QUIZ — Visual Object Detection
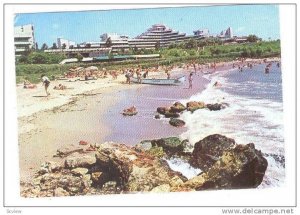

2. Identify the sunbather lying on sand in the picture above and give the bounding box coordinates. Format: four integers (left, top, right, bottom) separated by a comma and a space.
23, 79, 37, 89
53, 84, 67, 90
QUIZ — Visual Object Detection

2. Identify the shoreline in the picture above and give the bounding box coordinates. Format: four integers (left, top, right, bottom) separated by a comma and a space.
17, 57, 280, 183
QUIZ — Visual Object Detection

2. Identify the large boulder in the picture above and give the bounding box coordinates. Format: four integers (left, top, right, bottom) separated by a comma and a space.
170, 102, 186, 113
157, 107, 169, 114
206, 103, 227, 111
177, 143, 268, 191
163, 111, 180, 118
169, 118, 185, 127
186, 101, 205, 112
190, 134, 236, 171
151, 137, 187, 155
94, 143, 187, 192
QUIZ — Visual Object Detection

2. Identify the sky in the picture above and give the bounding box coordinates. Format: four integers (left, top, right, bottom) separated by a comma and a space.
14, 5, 280, 47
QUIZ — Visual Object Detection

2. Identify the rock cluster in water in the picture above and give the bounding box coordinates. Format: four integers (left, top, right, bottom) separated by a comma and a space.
156, 101, 228, 127
20, 134, 268, 198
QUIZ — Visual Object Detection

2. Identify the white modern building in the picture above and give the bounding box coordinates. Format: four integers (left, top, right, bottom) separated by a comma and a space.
193, 28, 210, 38
128, 24, 188, 49
100, 33, 130, 51
218, 27, 233, 40
14, 24, 35, 56
57, 38, 76, 49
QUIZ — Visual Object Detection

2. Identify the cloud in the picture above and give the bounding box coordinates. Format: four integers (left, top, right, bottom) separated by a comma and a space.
236, 26, 246, 32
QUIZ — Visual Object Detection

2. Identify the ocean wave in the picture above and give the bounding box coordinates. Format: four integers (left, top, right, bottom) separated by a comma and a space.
179, 67, 285, 188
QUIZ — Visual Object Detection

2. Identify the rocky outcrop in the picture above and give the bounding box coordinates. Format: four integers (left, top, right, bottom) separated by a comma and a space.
169, 118, 185, 127
186, 101, 205, 112
190, 134, 236, 171
176, 143, 268, 191
150, 137, 188, 156
170, 102, 186, 113
21, 142, 187, 197
20, 135, 268, 197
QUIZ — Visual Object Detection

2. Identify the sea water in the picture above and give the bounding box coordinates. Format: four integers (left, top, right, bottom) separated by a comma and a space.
178, 63, 284, 188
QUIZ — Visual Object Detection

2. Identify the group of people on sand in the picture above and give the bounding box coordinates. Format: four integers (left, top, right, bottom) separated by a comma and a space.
124, 65, 151, 84
64, 66, 123, 80
23, 74, 53, 96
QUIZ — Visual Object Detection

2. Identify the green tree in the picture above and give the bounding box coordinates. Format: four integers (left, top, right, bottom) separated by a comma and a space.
256, 48, 263, 57
41, 43, 48, 50
108, 52, 114, 60
76, 53, 83, 61
51, 43, 58, 49
185, 39, 197, 49
247, 35, 260, 43
155, 41, 161, 50
62, 43, 66, 49
168, 42, 177, 49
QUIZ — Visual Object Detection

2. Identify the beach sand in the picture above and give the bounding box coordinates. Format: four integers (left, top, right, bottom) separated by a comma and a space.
17, 57, 280, 183
18, 75, 139, 182
18, 69, 208, 182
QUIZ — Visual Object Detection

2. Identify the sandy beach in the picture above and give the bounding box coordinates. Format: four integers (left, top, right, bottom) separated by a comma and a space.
18, 73, 143, 181
17, 57, 280, 183
17, 68, 204, 182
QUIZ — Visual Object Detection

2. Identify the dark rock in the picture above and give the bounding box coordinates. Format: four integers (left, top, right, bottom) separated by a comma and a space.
164, 111, 180, 118
206, 103, 227, 111
186, 101, 205, 112
190, 134, 236, 171
157, 107, 168, 114
154, 114, 161, 119
151, 137, 187, 155
169, 118, 185, 127
170, 102, 186, 113
91, 172, 110, 187
180, 143, 268, 190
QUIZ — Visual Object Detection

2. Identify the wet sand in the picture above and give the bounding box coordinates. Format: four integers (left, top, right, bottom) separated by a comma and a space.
102, 71, 209, 145
18, 69, 208, 182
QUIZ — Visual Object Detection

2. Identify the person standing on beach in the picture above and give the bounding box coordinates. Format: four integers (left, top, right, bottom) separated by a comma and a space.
41, 74, 50, 96
125, 70, 131, 84
188, 72, 193, 89
192, 61, 197, 74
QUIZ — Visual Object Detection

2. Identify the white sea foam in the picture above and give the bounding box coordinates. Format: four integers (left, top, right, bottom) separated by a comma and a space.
165, 157, 202, 179
178, 68, 285, 187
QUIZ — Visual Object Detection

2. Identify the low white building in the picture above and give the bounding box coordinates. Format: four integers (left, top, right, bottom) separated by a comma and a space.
100, 33, 130, 51
57, 38, 76, 49
193, 28, 210, 38
14, 24, 35, 56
